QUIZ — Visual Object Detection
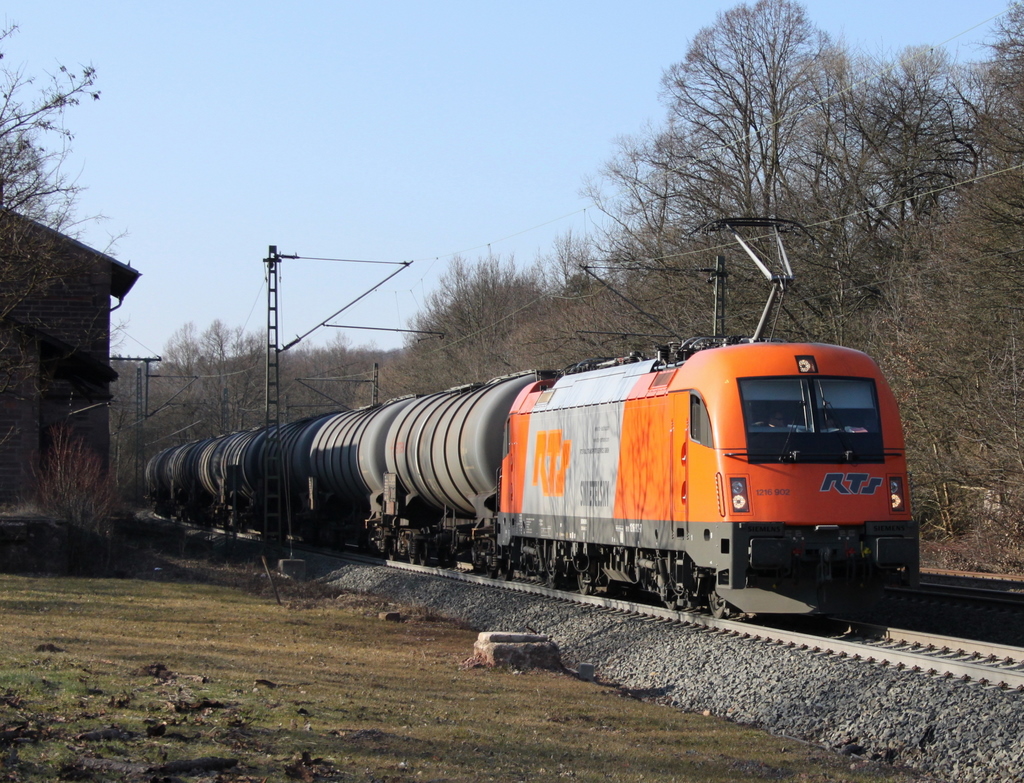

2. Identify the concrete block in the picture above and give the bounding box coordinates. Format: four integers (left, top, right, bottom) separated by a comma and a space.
277, 558, 306, 580
473, 631, 561, 670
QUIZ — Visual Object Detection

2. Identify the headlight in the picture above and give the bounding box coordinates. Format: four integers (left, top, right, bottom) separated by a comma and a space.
889, 476, 906, 513
730, 476, 750, 513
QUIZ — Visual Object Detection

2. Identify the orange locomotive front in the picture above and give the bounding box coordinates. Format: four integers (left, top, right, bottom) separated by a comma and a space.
497, 342, 917, 616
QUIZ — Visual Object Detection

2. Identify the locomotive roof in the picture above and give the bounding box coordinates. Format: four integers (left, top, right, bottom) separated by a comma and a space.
533, 359, 661, 410
528, 341, 883, 414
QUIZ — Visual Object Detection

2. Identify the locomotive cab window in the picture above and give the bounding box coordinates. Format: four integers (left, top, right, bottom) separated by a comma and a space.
739, 377, 883, 463
690, 393, 714, 447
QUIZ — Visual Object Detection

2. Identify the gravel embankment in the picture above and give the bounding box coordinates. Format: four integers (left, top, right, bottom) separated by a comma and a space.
319, 562, 1024, 783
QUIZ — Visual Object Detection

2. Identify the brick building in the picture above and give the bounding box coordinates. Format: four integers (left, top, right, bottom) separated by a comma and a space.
0, 211, 140, 505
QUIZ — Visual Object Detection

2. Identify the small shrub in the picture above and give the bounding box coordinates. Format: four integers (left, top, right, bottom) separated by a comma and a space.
34, 423, 121, 573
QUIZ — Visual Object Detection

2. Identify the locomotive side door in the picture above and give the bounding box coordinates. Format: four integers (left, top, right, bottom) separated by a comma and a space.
671, 390, 689, 524
682, 391, 720, 524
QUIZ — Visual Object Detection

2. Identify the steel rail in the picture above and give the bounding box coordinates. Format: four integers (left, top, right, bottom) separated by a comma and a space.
921, 566, 1024, 585
889, 582, 1024, 609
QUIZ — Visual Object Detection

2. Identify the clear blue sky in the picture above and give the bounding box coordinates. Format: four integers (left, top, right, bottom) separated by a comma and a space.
1, 1, 1012, 356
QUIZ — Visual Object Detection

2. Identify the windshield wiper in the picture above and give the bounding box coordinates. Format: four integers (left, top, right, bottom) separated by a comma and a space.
822, 400, 857, 462
774, 403, 806, 462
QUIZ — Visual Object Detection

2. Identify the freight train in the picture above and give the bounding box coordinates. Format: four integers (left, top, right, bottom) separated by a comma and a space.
147, 337, 918, 617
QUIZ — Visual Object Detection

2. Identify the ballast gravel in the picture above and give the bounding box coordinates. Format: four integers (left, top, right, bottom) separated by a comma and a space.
320, 562, 1024, 783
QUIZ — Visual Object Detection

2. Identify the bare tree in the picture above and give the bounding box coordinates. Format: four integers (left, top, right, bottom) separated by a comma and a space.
659, 0, 831, 219
0, 23, 103, 396
586, 1, 844, 342
883, 4, 1024, 545
0, 24, 100, 226
389, 254, 552, 391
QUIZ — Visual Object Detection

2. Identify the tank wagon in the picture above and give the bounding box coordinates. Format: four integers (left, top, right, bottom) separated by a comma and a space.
147, 339, 916, 616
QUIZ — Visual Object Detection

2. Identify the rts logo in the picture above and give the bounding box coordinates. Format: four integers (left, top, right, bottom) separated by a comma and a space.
533, 430, 571, 497
820, 473, 883, 495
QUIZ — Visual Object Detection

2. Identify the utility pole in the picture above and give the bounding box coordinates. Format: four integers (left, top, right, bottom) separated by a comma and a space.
262, 247, 411, 544
698, 256, 728, 337
711, 255, 727, 337
264, 246, 296, 545
136, 365, 143, 499
112, 355, 161, 502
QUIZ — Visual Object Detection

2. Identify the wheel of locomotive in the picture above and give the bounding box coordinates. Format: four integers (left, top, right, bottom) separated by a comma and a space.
708, 590, 734, 620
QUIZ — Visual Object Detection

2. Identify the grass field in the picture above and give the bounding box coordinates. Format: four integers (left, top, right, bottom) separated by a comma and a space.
0, 561, 920, 782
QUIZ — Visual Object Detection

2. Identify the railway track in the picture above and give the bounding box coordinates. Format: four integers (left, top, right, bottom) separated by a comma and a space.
170, 518, 1024, 690
891, 580, 1024, 609
922, 566, 1024, 587
877, 567, 1024, 611
367, 555, 1024, 691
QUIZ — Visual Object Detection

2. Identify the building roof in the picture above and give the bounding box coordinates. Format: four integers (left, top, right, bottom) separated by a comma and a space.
0, 209, 141, 301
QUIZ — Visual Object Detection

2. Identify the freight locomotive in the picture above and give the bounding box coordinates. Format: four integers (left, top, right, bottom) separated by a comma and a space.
147, 337, 918, 617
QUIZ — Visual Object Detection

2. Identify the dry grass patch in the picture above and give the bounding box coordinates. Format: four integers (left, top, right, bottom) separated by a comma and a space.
0, 573, 918, 782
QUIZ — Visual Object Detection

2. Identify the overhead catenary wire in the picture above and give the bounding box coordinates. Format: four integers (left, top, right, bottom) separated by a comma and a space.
634, 156, 1024, 272
279, 260, 413, 352
342, 160, 1024, 371
580, 265, 680, 340
290, 256, 408, 265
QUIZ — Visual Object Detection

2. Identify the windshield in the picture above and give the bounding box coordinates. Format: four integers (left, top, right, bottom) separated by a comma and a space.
739, 376, 883, 463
